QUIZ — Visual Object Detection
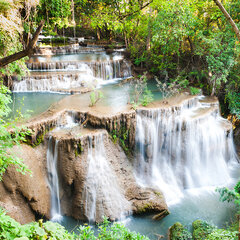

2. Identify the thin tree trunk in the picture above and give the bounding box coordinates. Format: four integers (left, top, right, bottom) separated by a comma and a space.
213, 0, 240, 41
0, 20, 45, 68
146, 8, 152, 51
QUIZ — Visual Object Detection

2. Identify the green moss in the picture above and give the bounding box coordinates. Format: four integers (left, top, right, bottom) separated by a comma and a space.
109, 122, 131, 155
75, 142, 84, 157
192, 220, 215, 240
138, 203, 154, 213
31, 127, 54, 147
169, 222, 192, 240
154, 191, 162, 197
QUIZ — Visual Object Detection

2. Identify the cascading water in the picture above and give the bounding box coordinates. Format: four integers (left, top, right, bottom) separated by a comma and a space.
13, 49, 132, 92
47, 136, 62, 221
135, 96, 238, 204
82, 132, 130, 222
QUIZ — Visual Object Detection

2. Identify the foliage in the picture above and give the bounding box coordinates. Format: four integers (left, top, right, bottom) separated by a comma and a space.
37, 0, 72, 33
169, 222, 192, 240
131, 73, 153, 109
192, 220, 215, 240
216, 181, 240, 208
89, 90, 104, 107
189, 87, 201, 95
0, 210, 149, 240
0, 83, 31, 180
155, 75, 189, 99
206, 229, 238, 240
141, 88, 154, 107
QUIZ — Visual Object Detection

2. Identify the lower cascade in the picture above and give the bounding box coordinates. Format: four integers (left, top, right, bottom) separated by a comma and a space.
46, 136, 62, 221
82, 132, 131, 222
135, 96, 238, 203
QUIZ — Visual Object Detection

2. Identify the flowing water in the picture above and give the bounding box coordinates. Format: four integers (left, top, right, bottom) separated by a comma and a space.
82, 132, 131, 223
46, 137, 62, 222
10, 42, 240, 239
13, 49, 132, 92
134, 96, 238, 204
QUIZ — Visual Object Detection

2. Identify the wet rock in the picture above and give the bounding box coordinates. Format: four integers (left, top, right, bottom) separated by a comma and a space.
0, 144, 50, 223
50, 129, 168, 222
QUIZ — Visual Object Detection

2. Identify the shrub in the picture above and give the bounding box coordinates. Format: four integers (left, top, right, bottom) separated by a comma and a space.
206, 229, 238, 240
192, 220, 215, 240
189, 87, 201, 95
0, 209, 149, 240
169, 222, 192, 240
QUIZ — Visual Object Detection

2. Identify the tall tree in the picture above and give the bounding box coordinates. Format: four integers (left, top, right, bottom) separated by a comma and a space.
213, 0, 240, 41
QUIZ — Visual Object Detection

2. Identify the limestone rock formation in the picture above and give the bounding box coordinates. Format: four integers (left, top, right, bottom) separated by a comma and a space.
0, 144, 50, 224
51, 128, 168, 222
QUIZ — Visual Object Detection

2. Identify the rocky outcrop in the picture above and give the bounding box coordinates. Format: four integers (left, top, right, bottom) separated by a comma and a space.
0, 144, 50, 224
233, 119, 240, 157
4, 93, 209, 223
50, 128, 168, 222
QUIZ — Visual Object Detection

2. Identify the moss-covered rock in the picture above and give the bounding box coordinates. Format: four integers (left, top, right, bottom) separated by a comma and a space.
168, 222, 192, 240
192, 220, 215, 240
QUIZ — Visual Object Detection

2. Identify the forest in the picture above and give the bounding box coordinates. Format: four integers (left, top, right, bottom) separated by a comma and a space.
0, 0, 240, 239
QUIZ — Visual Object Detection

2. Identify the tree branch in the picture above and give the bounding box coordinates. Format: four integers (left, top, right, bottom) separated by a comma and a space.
119, 1, 153, 20
213, 0, 240, 41
0, 20, 45, 68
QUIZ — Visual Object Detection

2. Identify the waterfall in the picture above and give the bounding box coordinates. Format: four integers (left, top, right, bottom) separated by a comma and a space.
47, 137, 62, 221
13, 59, 132, 92
82, 132, 130, 222
135, 96, 238, 204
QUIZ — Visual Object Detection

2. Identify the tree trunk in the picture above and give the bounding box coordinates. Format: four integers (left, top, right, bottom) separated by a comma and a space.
0, 20, 45, 68
146, 8, 152, 51
213, 0, 240, 41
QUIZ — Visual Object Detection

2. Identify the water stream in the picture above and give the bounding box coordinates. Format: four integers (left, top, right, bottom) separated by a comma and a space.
10, 42, 240, 239
46, 136, 62, 222
82, 133, 130, 223
135, 96, 238, 204
13, 50, 132, 92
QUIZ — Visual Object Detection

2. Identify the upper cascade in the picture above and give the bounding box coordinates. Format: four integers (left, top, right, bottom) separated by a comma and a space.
135, 96, 238, 204
12, 45, 132, 93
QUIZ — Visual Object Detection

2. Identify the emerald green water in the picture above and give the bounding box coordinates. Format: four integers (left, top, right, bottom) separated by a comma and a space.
8, 92, 68, 120
8, 79, 239, 240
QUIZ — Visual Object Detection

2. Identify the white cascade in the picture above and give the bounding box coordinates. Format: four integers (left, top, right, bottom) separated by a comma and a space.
47, 137, 62, 222
135, 96, 238, 204
82, 132, 130, 222
13, 59, 132, 92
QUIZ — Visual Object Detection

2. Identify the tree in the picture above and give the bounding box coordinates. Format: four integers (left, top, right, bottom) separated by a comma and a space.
0, 20, 44, 68
213, 0, 240, 42
0, 0, 42, 75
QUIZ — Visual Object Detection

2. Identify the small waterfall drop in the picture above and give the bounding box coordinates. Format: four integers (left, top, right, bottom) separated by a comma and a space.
135, 96, 238, 204
13, 53, 132, 92
47, 136, 62, 221
82, 132, 130, 222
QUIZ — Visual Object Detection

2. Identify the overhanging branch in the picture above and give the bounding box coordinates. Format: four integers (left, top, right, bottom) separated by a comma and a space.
0, 20, 45, 68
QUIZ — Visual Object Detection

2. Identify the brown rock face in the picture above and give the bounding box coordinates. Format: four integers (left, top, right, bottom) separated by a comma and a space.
0, 144, 50, 224
50, 128, 168, 222
2, 95, 186, 223
234, 125, 240, 157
